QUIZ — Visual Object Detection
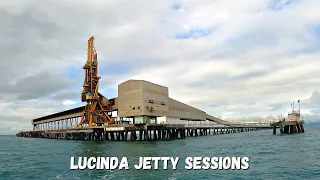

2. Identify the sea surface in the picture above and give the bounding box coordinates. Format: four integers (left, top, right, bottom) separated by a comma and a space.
1, 125, 320, 180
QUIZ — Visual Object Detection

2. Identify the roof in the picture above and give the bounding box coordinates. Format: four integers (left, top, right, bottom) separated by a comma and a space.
119, 79, 168, 88
32, 106, 85, 122
32, 97, 117, 123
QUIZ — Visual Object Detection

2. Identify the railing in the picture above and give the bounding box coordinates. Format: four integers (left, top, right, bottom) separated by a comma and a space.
184, 124, 227, 128
158, 120, 272, 128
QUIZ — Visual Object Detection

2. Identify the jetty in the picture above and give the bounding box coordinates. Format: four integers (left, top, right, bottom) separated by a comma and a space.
16, 36, 301, 141
271, 106, 305, 135
16, 123, 272, 141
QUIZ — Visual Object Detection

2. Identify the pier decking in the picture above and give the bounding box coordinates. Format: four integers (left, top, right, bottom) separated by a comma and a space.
271, 120, 305, 135
16, 123, 272, 141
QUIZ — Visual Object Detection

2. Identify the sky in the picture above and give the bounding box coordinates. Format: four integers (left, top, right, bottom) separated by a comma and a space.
0, 0, 320, 135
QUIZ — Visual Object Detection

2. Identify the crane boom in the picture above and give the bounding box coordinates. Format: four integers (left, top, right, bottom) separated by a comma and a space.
77, 36, 114, 128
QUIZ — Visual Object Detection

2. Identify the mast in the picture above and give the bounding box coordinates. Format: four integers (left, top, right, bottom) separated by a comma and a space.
292, 101, 294, 112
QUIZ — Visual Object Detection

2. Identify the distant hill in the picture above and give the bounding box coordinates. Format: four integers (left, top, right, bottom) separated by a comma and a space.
305, 121, 320, 125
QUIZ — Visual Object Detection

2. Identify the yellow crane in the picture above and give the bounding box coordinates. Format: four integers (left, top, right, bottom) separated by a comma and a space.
77, 36, 115, 128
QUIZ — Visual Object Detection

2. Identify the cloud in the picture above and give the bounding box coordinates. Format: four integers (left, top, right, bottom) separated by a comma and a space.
310, 90, 320, 103
51, 91, 79, 101
0, 0, 320, 134
62, 100, 77, 106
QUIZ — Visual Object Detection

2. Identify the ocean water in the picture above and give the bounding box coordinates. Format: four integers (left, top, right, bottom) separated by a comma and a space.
1, 125, 320, 180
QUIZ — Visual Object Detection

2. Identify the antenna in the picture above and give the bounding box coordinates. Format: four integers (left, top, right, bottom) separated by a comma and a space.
292, 101, 295, 111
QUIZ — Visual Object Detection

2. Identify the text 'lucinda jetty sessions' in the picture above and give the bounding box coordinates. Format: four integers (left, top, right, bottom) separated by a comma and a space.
70, 157, 250, 170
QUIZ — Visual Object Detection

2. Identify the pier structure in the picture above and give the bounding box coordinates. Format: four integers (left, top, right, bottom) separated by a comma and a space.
17, 123, 271, 141
16, 36, 288, 140
271, 120, 305, 135
17, 79, 275, 141
271, 107, 305, 135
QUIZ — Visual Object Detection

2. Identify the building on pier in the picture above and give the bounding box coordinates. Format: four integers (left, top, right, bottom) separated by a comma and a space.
31, 80, 227, 130
118, 79, 209, 125
271, 102, 305, 135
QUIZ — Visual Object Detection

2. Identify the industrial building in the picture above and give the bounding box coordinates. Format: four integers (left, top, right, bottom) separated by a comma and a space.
118, 79, 207, 124
31, 79, 226, 127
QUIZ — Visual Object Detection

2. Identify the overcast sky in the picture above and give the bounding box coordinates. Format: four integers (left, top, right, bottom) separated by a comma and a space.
0, 0, 320, 134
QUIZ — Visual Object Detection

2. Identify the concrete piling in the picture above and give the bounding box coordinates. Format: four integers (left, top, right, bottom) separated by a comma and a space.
272, 121, 304, 135
17, 124, 270, 141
